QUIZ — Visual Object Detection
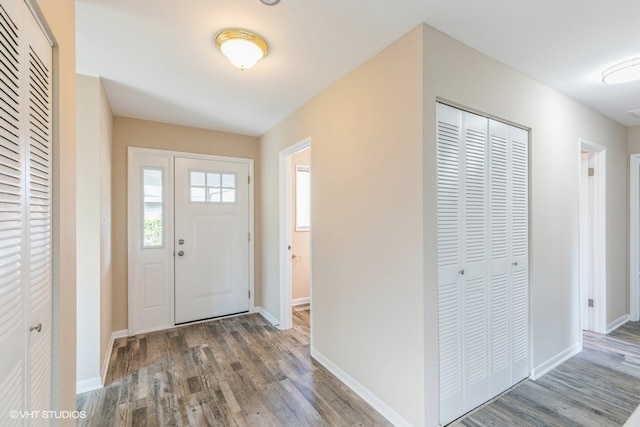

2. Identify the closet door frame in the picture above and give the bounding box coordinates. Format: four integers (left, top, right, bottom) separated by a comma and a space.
436, 101, 531, 425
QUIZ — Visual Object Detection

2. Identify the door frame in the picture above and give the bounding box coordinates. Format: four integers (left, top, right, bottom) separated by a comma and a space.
127, 147, 255, 335
278, 138, 311, 330
630, 154, 640, 321
578, 139, 606, 334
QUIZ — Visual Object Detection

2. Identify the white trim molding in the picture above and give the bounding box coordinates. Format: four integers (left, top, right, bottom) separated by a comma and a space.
76, 377, 102, 394
77, 328, 128, 394
292, 297, 310, 306
530, 342, 581, 380
310, 347, 412, 427
607, 314, 629, 334
254, 306, 279, 326
630, 154, 640, 321
579, 139, 607, 334
101, 329, 128, 385
278, 138, 312, 330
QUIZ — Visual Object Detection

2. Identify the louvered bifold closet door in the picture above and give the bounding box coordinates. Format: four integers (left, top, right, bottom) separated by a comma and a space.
460, 111, 490, 412
25, 4, 53, 419
437, 103, 464, 424
507, 124, 529, 381
487, 120, 529, 392
0, 0, 26, 422
0, 0, 52, 422
438, 103, 529, 426
437, 103, 491, 424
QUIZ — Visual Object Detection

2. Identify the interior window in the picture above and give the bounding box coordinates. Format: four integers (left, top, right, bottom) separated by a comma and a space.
296, 165, 310, 230
143, 168, 164, 248
190, 170, 237, 203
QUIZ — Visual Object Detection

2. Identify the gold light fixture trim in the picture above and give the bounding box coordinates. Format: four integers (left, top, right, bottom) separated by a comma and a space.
215, 29, 269, 70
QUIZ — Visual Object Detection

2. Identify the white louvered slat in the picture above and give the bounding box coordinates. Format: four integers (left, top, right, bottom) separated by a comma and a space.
490, 273, 509, 372
511, 137, 528, 258
512, 269, 529, 361
465, 277, 488, 385
28, 43, 51, 313
437, 120, 460, 269
0, 1, 25, 411
490, 134, 508, 260
438, 280, 462, 398
29, 328, 50, 413
464, 126, 487, 264
0, 361, 22, 427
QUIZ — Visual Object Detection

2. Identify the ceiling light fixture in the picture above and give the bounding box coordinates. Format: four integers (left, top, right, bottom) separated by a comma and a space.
602, 57, 640, 84
260, 0, 280, 5
215, 29, 268, 70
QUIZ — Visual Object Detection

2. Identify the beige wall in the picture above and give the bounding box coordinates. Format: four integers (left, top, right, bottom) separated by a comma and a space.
421, 24, 628, 424
76, 74, 113, 386
291, 149, 311, 302
260, 27, 426, 425
629, 126, 640, 153
37, 0, 77, 421
112, 117, 260, 330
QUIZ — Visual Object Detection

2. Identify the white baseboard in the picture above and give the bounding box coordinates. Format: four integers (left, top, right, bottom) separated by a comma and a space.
607, 314, 629, 334
101, 329, 128, 384
254, 306, 279, 326
292, 297, 310, 306
530, 342, 581, 380
624, 403, 640, 426
76, 376, 102, 394
310, 347, 412, 427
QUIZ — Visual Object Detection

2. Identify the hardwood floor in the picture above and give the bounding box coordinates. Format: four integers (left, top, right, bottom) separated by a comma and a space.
76, 307, 391, 426
78, 313, 640, 427
453, 321, 640, 427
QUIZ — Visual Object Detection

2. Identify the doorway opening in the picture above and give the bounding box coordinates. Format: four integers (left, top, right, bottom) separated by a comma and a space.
279, 138, 311, 330
579, 139, 606, 334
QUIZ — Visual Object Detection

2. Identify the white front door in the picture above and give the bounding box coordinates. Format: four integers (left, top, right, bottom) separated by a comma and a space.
174, 157, 250, 323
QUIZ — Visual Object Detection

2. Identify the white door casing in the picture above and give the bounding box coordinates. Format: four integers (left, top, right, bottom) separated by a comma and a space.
631, 154, 640, 322
0, 0, 53, 418
278, 137, 311, 330
174, 157, 250, 324
580, 152, 594, 331
128, 148, 254, 334
579, 139, 606, 333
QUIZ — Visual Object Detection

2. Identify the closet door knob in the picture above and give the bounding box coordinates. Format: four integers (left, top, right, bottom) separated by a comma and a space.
512, 261, 518, 267
458, 269, 465, 275
29, 323, 42, 333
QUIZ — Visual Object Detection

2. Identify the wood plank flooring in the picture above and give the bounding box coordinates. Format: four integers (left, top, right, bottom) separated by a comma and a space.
453, 321, 640, 427
76, 307, 391, 426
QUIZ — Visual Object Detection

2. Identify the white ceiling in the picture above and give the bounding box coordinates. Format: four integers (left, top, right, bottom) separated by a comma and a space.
76, 0, 640, 137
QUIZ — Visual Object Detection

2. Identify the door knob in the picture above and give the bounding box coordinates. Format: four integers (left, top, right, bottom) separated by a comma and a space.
178, 250, 185, 257
29, 323, 42, 333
